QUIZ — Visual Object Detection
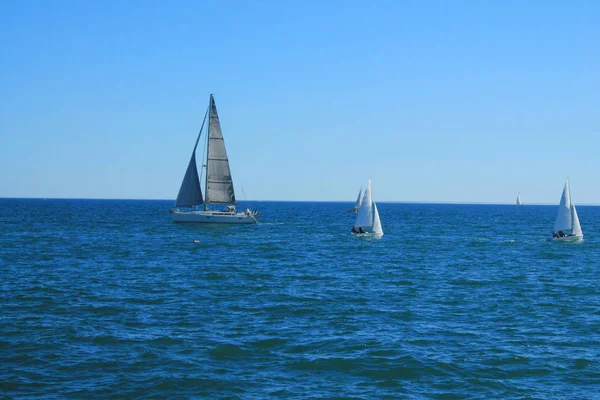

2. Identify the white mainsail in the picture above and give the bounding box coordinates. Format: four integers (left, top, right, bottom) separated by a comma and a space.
553, 180, 572, 232
372, 202, 383, 236
354, 180, 373, 229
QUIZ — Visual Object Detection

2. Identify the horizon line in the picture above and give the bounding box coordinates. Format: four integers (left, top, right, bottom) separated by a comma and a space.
2, 197, 599, 206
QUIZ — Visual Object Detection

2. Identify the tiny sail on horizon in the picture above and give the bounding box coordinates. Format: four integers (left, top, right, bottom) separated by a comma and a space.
516, 193, 523, 206
351, 187, 363, 213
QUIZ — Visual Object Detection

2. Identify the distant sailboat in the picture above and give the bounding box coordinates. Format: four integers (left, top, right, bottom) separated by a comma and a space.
516, 193, 523, 206
351, 179, 383, 236
170, 95, 258, 224
350, 187, 363, 213
551, 179, 582, 241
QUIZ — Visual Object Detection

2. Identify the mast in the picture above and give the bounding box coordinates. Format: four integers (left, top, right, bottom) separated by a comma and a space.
204, 94, 213, 211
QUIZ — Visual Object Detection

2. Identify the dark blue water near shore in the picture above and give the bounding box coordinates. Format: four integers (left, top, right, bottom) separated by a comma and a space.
2, 199, 600, 399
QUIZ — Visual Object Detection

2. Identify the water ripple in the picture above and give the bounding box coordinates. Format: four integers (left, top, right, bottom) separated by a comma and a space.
1, 200, 600, 399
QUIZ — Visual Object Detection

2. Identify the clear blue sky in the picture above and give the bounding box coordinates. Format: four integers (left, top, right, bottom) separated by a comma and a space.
1, 0, 599, 203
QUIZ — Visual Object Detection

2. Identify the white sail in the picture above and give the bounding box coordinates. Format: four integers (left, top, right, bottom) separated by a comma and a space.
553, 180, 572, 232
205, 95, 236, 206
372, 202, 383, 236
571, 204, 582, 237
354, 179, 373, 229
516, 193, 522, 206
354, 187, 363, 209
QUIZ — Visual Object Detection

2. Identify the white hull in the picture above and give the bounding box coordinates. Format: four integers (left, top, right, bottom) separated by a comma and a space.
552, 234, 583, 242
351, 232, 383, 237
171, 210, 257, 224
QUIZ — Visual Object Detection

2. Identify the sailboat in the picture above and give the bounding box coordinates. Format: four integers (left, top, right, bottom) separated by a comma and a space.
351, 179, 383, 236
551, 179, 582, 241
516, 193, 523, 206
170, 95, 258, 224
350, 187, 363, 213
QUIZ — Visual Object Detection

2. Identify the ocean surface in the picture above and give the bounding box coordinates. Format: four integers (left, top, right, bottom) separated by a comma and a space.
1, 199, 599, 399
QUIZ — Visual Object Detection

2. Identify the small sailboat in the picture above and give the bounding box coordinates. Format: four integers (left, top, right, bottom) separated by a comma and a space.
516, 193, 523, 206
350, 187, 363, 213
170, 95, 258, 224
551, 179, 582, 241
351, 179, 383, 236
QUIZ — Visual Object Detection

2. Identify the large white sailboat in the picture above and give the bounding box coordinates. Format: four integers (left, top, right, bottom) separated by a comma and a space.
551, 179, 582, 241
351, 179, 383, 236
170, 95, 257, 224
350, 187, 363, 213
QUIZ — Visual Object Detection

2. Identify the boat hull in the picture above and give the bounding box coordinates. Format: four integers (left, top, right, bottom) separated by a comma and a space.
171, 210, 257, 224
351, 232, 383, 237
552, 234, 583, 242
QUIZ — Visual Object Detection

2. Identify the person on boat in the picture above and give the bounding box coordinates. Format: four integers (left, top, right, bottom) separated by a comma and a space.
552, 231, 559, 239
558, 230, 565, 238
351, 226, 357, 233
358, 226, 365, 234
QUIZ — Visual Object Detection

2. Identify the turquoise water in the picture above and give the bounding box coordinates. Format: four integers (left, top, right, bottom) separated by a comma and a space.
1, 199, 599, 398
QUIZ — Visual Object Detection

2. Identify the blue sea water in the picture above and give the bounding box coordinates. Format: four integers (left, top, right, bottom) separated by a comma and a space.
1, 199, 599, 399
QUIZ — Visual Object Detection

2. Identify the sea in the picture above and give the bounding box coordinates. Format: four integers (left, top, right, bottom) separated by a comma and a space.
1, 198, 599, 399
